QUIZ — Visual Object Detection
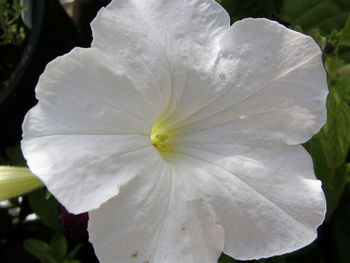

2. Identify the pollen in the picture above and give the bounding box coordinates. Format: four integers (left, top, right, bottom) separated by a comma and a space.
151, 121, 171, 153
151, 133, 169, 151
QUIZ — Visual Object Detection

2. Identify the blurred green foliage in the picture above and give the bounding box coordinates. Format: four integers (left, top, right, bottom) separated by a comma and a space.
24, 233, 82, 263
281, 0, 350, 34
28, 188, 60, 231
0, 0, 26, 46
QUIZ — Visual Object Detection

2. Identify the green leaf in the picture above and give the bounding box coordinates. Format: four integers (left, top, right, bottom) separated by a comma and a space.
304, 136, 347, 218
339, 15, 350, 46
326, 55, 348, 73
327, 164, 349, 214
319, 57, 350, 168
281, 0, 350, 34
50, 233, 68, 262
338, 46, 350, 62
326, 165, 348, 217
309, 28, 327, 49
23, 239, 51, 258
23, 239, 58, 263
28, 188, 60, 230
346, 163, 350, 183
304, 137, 335, 182
65, 244, 83, 261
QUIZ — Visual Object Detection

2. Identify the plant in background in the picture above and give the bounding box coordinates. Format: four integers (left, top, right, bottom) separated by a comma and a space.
0, 0, 26, 46
24, 233, 82, 263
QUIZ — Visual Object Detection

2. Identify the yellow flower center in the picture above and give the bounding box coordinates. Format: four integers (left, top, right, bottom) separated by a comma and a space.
151, 134, 169, 150
150, 121, 172, 153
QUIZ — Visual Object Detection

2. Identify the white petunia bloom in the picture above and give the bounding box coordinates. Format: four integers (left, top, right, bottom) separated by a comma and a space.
21, 0, 328, 262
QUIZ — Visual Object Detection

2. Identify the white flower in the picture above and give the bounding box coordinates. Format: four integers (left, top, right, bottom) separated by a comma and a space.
21, 0, 328, 262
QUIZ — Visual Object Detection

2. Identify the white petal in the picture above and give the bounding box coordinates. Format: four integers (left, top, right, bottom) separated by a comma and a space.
91, 0, 230, 122
88, 162, 224, 263
167, 141, 326, 260
22, 134, 158, 214
167, 18, 328, 145
93, 0, 229, 65
22, 47, 157, 138
21, 47, 166, 213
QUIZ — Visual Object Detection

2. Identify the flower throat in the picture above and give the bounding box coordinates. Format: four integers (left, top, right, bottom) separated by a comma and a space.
150, 122, 171, 153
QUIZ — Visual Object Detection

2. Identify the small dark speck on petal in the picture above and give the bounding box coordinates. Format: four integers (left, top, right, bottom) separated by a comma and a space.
219, 73, 226, 80
131, 251, 138, 259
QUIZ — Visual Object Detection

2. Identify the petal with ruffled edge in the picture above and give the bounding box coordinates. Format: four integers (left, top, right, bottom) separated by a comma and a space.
88, 162, 224, 263
23, 47, 161, 136
91, 0, 232, 124
165, 18, 328, 145
21, 47, 163, 214
167, 136, 326, 260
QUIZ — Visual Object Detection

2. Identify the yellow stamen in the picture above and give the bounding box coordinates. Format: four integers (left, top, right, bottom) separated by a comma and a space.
150, 121, 171, 153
